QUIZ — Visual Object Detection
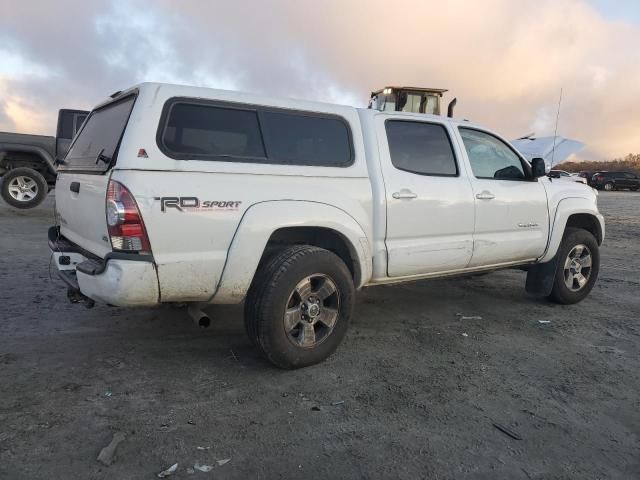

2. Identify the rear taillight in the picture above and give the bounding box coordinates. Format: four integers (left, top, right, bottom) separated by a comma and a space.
595, 175, 604, 181
106, 180, 151, 253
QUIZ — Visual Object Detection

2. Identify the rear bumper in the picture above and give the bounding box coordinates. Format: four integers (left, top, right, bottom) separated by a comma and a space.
48, 226, 160, 307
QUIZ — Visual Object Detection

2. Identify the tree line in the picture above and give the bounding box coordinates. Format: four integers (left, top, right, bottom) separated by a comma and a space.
557, 153, 640, 174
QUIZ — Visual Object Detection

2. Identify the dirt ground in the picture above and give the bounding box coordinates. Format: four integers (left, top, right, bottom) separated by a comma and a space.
0, 191, 638, 479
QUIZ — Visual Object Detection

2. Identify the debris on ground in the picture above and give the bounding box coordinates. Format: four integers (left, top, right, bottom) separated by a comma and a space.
194, 463, 213, 472
538, 320, 552, 324
492, 422, 522, 440
186, 467, 195, 474
157, 463, 178, 478
104, 391, 112, 397
456, 313, 483, 320
311, 406, 321, 411
595, 345, 624, 354
331, 400, 345, 406
217, 458, 231, 466
461, 333, 469, 337
96, 431, 125, 466
230, 348, 239, 362
196, 446, 210, 450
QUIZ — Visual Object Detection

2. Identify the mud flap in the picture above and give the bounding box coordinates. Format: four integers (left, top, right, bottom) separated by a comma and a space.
525, 254, 560, 297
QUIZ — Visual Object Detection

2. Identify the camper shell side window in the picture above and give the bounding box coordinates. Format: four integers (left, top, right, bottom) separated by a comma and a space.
157, 98, 355, 167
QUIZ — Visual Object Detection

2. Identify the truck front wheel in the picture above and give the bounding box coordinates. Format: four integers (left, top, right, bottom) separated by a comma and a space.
244, 245, 355, 369
1, 167, 48, 209
549, 227, 600, 304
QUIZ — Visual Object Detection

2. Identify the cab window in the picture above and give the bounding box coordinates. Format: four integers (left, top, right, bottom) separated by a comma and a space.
459, 128, 527, 180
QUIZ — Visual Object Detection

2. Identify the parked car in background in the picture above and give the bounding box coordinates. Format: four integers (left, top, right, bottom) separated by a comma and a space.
577, 171, 596, 186
49, 82, 605, 369
548, 169, 587, 184
0, 109, 89, 208
591, 171, 640, 191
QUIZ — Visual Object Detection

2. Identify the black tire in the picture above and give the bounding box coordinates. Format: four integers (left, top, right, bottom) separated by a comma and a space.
244, 245, 355, 369
549, 227, 600, 304
1, 167, 48, 209
603, 182, 615, 191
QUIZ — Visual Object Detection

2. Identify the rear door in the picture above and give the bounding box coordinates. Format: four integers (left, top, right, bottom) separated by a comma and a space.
619, 172, 635, 189
457, 127, 549, 267
55, 95, 136, 257
626, 172, 640, 189
378, 116, 475, 277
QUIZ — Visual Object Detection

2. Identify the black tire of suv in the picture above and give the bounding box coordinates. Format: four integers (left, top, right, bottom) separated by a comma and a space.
548, 227, 600, 305
1, 167, 48, 209
603, 182, 614, 191
244, 245, 355, 369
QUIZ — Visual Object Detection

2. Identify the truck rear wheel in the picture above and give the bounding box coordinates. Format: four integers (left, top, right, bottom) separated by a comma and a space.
244, 245, 355, 369
548, 227, 600, 304
1, 167, 48, 209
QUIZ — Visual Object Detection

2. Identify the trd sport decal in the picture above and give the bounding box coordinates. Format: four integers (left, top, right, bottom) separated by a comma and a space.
155, 197, 242, 212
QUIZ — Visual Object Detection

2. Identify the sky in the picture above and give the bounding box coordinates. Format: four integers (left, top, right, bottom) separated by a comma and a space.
1, 0, 639, 161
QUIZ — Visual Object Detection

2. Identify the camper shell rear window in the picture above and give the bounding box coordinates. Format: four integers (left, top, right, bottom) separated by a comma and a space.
61, 95, 136, 173
157, 98, 354, 167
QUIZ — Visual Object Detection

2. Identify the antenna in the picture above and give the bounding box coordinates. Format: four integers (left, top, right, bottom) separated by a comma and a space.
550, 88, 563, 167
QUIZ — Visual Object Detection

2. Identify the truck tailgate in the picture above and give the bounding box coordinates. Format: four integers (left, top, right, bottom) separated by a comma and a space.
55, 173, 112, 258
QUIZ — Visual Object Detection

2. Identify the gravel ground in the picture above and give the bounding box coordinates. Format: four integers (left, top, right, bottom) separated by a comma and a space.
0, 192, 638, 479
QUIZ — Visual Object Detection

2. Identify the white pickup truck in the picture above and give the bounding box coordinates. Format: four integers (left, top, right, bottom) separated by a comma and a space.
49, 83, 604, 368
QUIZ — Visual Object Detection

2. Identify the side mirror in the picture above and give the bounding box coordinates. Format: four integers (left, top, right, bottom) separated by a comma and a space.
531, 158, 546, 178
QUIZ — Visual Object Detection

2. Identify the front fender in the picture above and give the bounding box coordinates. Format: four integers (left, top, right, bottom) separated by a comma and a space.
212, 200, 372, 304
538, 197, 605, 263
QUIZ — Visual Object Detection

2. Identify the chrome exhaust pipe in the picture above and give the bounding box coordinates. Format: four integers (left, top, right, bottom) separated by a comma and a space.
187, 304, 211, 328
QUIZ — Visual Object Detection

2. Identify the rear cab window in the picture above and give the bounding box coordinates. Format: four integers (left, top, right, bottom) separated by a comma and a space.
157, 98, 354, 167
61, 95, 136, 173
385, 120, 458, 176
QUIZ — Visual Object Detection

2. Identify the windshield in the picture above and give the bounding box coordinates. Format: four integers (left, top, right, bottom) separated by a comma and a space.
62, 95, 136, 172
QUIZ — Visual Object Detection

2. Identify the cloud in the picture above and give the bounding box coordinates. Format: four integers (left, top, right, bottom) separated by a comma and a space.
1, 0, 638, 160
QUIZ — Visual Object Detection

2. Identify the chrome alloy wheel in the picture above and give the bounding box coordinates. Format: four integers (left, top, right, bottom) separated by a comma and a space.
7, 176, 38, 202
563, 244, 593, 291
284, 273, 340, 348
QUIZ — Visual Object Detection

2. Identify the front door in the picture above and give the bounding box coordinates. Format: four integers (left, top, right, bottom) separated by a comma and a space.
379, 116, 476, 277
457, 127, 549, 267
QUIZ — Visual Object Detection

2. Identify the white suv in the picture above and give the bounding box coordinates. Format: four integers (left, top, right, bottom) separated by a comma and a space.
50, 83, 604, 368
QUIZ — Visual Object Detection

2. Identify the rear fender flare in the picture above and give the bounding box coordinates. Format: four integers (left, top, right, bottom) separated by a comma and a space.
0, 144, 57, 176
212, 200, 371, 304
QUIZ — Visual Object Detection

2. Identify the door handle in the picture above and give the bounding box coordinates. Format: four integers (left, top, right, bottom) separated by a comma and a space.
70, 181, 80, 193
475, 190, 495, 200
392, 190, 417, 200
